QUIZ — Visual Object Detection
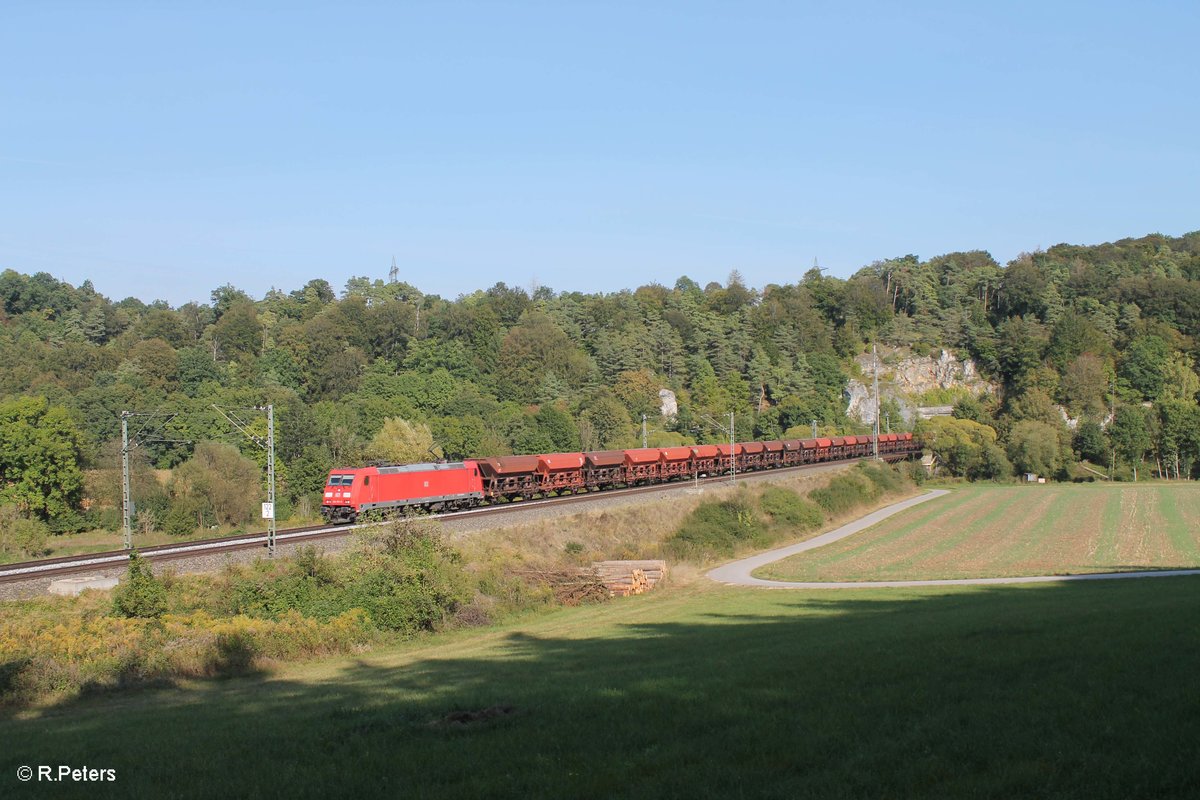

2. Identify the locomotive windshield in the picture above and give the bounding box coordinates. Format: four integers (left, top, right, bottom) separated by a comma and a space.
328, 474, 355, 486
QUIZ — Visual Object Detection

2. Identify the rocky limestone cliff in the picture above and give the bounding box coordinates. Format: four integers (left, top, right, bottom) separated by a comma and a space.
659, 388, 678, 419
846, 348, 998, 424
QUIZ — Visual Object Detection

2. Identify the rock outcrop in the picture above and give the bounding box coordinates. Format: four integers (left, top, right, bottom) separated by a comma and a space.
846, 348, 998, 424
659, 388, 678, 419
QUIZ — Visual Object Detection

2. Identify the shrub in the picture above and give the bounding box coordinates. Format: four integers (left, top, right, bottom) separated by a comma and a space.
294, 546, 336, 583
809, 471, 880, 517
0, 505, 49, 559
858, 462, 905, 494
228, 519, 474, 635
112, 553, 168, 618
664, 492, 766, 560
973, 444, 1014, 481
452, 598, 494, 628
809, 463, 914, 517
93, 506, 124, 532
293, 494, 317, 521
758, 486, 824, 531
138, 491, 172, 522
163, 499, 202, 537
171, 442, 261, 528
46, 509, 89, 535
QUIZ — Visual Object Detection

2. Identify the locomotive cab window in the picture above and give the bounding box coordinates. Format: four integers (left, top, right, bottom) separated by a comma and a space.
363, 476, 370, 486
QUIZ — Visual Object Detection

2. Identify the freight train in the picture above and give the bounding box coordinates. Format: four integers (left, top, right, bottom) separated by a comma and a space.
321, 433, 921, 523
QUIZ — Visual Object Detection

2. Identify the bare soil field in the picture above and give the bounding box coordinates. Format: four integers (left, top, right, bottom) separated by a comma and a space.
758, 483, 1200, 582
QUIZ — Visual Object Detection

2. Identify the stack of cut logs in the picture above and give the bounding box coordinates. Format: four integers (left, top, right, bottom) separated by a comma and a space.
593, 560, 668, 597
511, 560, 669, 604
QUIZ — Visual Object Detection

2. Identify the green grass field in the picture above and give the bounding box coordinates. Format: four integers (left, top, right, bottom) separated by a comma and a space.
758, 483, 1200, 582
3, 576, 1200, 799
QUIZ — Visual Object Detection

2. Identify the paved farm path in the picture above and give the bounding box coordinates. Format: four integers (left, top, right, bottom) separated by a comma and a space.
707, 489, 1200, 589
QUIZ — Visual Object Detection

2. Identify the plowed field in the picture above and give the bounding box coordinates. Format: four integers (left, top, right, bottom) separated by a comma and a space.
758, 483, 1200, 582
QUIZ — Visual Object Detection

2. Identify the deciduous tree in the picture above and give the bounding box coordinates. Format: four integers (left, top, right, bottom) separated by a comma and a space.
367, 417, 437, 465
171, 442, 262, 527
1006, 420, 1062, 477
0, 397, 85, 520
1108, 406, 1153, 480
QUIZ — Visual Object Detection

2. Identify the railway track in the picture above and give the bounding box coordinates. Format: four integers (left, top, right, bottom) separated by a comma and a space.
0, 455, 909, 586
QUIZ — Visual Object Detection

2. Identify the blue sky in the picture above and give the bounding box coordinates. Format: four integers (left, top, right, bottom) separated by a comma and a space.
2, 1, 1197, 306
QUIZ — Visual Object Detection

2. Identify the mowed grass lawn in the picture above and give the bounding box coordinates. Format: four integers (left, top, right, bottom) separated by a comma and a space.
3, 577, 1200, 799
759, 483, 1200, 583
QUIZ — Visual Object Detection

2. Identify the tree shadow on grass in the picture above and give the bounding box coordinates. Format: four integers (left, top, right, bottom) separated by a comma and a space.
3, 577, 1200, 799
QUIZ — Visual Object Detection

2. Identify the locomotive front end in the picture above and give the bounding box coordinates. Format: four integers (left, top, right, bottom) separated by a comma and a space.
321, 469, 362, 523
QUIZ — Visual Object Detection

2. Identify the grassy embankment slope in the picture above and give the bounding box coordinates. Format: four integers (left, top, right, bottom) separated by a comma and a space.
758, 483, 1200, 582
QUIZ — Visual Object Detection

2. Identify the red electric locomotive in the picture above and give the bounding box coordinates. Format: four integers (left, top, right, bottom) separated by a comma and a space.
322, 461, 484, 523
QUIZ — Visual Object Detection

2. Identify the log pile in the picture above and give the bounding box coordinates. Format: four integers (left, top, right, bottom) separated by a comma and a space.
593, 560, 668, 597
512, 560, 669, 603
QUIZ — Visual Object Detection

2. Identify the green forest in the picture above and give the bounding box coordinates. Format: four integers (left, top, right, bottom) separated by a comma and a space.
2, 230, 1199, 557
